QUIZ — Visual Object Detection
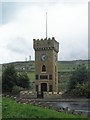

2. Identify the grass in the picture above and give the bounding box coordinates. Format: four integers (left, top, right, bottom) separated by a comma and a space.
58, 62, 75, 72
27, 71, 35, 82
2, 97, 84, 119
18, 71, 35, 82
58, 72, 71, 91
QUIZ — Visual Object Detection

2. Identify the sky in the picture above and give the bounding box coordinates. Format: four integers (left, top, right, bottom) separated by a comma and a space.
0, 0, 89, 64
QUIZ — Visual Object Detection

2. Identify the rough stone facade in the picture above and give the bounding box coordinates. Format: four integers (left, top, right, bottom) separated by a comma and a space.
33, 37, 59, 94
20, 91, 62, 99
44, 92, 62, 99
20, 91, 37, 99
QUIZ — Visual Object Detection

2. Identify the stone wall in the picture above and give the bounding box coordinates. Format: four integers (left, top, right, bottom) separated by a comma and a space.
44, 92, 62, 99
20, 91, 37, 99
20, 91, 62, 99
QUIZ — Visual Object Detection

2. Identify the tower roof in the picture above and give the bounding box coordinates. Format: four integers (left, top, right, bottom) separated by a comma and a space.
33, 37, 59, 53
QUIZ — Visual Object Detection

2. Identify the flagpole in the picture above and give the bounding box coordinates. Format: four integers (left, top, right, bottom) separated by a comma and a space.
46, 12, 47, 39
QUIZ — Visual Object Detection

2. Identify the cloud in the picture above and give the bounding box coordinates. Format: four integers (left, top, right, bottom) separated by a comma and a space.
0, 2, 88, 63
6, 37, 31, 54
1, 2, 27, 25
0, 3, 2, 25
1, 0, 89, 26
2, 0, 89, 3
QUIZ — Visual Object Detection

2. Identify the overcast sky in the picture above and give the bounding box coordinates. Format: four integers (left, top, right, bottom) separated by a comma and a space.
0, 0, 88, 64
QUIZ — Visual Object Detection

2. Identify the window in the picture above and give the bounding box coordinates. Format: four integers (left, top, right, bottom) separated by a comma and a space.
48, 41, 50, 44
49, 85, 52, 92
37, 42, 39, 46
42, 65, 46, 72
49, 74, 52, 80
55, 66, 56, 72
36, 85, 38, 91
55, 73, 56, 81
36, 75, 38, 80
40, 75, 48, 79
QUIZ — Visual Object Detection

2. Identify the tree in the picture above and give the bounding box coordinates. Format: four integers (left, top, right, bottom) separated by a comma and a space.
70, 81, 90, 98
12, 85, 23, 94
68, 64, 88, 91
17, 72, 30, 89
2, 64, 17, 92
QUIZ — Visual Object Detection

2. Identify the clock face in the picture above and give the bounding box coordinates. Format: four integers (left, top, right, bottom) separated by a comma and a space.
41, 54, 47, 61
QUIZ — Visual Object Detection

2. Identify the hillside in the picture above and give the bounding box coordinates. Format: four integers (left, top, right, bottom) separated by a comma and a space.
2, 60, 88, 91
2, 60, 88, 72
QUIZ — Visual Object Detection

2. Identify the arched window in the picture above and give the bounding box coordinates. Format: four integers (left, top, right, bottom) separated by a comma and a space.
42, 65, 46, 72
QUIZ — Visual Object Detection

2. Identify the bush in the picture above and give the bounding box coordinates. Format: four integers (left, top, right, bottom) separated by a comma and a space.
17, 72, 30, 89
68, 64, 88, 91
67, 64, 89, 97
2, 65, 30, 93
12, 86, 23, 94
70, 82, 90, 98
2, 64, 17, 92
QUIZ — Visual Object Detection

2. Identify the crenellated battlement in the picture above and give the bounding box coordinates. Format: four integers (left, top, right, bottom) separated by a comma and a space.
33, 37, 59, 52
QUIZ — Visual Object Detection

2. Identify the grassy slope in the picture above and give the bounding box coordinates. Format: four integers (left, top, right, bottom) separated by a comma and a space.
2, 97, 84, 118
27, 71, 35, 82
3, 60, 88, 72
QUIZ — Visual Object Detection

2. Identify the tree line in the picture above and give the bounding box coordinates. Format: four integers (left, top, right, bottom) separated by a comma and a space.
2, 64, 30, 94
67, 64, 89, 98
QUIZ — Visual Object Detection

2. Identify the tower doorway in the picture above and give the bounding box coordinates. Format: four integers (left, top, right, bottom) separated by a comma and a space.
41, 83, 47, 92
37, 83, 47, 98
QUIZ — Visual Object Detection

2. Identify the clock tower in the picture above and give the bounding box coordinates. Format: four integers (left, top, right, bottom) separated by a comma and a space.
33, 37, 59, 95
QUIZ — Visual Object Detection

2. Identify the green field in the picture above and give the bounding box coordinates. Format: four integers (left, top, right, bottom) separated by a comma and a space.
2, 97, 84, 119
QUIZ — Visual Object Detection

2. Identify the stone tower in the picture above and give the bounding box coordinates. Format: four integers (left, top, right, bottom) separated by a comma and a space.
33, 37, 59, 94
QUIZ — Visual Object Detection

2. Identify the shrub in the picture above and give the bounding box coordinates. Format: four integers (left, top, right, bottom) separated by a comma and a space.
68, 64, 89, 97
68, 64, 88, 91
17, 72, 30, 89
2, 64, 17, 92
12, 85, 23, 94
2, 65, 30, 93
